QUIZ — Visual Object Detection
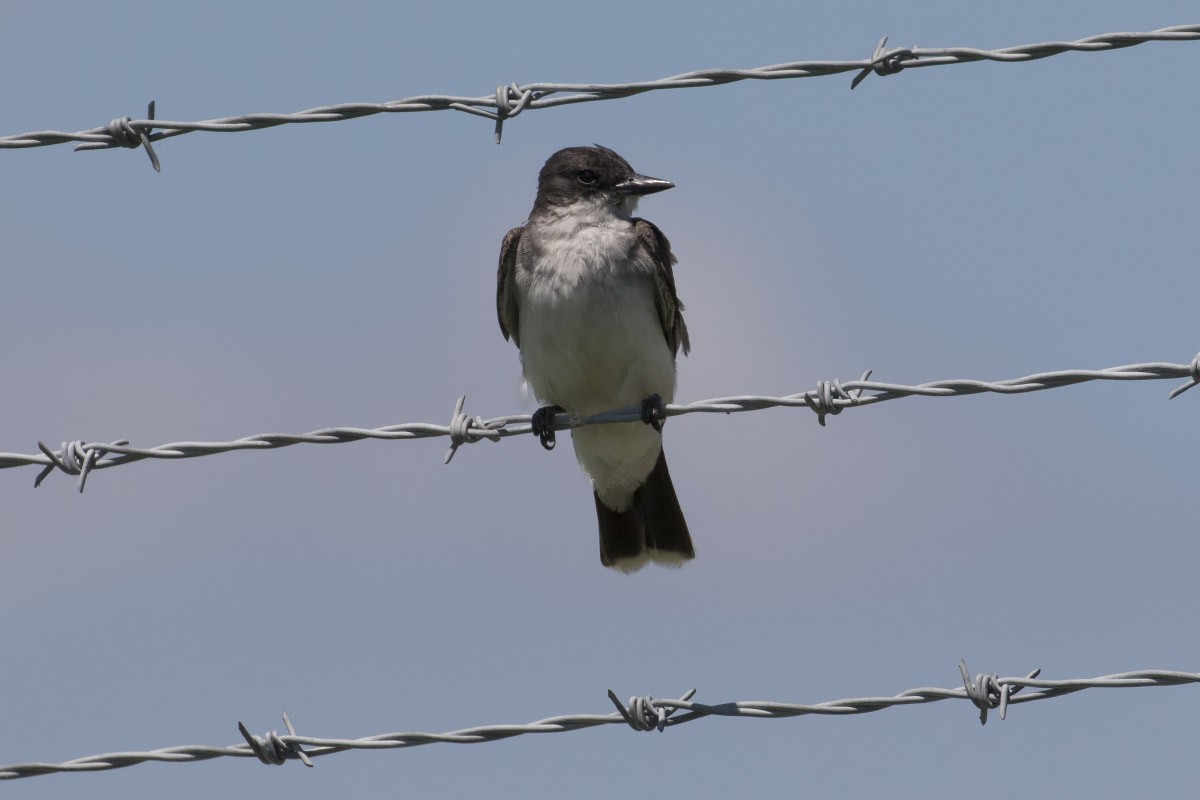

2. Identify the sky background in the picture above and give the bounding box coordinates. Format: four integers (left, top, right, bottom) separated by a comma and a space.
2, 2, 1198, 797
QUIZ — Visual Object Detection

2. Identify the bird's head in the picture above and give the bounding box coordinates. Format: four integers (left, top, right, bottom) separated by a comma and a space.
534, 145, 673, 217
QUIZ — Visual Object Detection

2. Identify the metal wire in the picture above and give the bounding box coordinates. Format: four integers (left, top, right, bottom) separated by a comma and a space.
3, 353, 1197, 492
2, 664, 1195, 780
0, 24, 1195, 163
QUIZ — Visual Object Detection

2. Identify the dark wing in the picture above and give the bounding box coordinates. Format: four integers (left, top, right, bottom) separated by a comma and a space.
633, 218, 690, 356
496, 226, 523, 347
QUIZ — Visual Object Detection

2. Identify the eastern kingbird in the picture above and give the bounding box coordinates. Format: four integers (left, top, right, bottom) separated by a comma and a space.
496, 145, 694, 572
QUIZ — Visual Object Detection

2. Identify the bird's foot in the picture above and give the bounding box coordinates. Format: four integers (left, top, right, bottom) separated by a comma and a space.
531, 405, 564, 451
640, 394, 666, 432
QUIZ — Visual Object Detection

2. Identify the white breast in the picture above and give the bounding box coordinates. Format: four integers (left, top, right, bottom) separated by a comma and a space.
515, 203, 675, 414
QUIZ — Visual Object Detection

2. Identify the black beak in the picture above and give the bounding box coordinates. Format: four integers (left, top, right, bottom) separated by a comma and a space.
614, 173, 675, 197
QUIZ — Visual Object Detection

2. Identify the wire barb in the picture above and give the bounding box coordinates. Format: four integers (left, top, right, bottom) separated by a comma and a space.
493, 83, 535, 143
959, 659, 1042, 725
73, 101, 161, 171
237, 711, 313, 768
1168, 351, 1200, 399
1, 25, 1196, 157
444, 395, 503, 464
607, 688, 697, 732
808, 370, 873, 426
851, 36, 915, 89
34, 438, 128, 492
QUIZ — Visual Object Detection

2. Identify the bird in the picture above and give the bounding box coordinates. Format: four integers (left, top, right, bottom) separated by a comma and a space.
496, 145, 694, 572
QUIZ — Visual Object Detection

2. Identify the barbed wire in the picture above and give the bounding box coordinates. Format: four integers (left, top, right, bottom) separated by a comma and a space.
3, 354, 1197, 492
1, 24, 1196, 170
2, 662, 1195, 781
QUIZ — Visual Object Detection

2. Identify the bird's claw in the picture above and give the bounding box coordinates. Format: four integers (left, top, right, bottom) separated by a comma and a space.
531, 405, 564, 450
641, 394, 665, 432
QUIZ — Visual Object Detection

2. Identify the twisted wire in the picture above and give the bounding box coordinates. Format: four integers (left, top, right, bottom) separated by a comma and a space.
2, 354, 1196, 491
0, 25, 1195, 164
2, 666, 1195, 780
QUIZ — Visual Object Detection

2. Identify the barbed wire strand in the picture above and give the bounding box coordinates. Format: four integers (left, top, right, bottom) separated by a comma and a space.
0, 24, 1196, 166
1, 664, 1196, 780
3, 353, 1197, 492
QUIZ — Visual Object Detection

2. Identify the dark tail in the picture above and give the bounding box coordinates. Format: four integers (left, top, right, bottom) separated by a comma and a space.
595, 449, 694, 571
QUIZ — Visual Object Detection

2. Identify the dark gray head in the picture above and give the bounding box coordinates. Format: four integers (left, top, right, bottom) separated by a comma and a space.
532, 145, 673, 213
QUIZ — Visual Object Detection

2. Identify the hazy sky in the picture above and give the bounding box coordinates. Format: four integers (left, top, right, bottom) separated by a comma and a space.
3, 2, 1198, 797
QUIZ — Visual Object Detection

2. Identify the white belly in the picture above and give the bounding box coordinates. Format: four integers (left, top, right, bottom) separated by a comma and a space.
519, 275, 676, 413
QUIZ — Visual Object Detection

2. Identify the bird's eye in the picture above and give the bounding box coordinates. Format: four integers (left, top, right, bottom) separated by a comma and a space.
576, 169, 598, 185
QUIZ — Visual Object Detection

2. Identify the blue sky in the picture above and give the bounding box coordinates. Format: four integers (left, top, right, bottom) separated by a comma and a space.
3, 2, 1198, 797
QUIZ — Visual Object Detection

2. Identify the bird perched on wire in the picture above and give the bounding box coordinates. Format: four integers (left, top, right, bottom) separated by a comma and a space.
496, 145, 694, 571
